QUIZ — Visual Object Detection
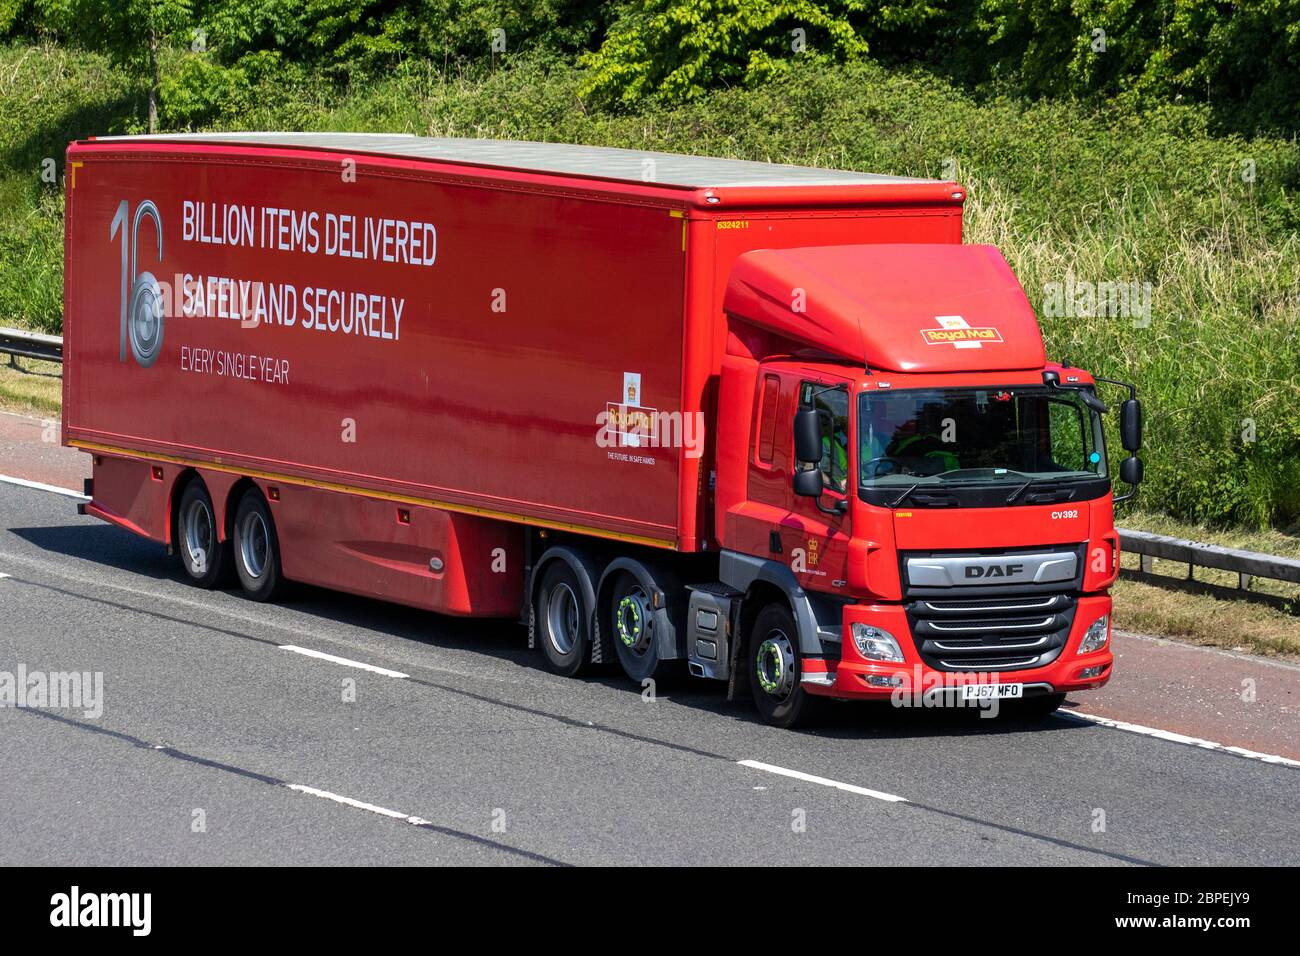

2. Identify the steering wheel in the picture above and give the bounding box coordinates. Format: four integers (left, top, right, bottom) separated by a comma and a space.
864, 456, 901, 478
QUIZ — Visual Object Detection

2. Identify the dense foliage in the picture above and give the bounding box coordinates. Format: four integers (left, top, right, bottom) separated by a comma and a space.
3, 0, 1297, 131
0, 2, 1296, 528
578, 0, 874, 104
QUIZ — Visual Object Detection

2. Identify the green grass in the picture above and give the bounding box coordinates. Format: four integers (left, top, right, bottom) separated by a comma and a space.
1112, 578, 1300, 659
1121, 509, 1300, 557
2, 43, 1299, 531
1111, 509, 1300, 660
0, 356, 62, 416
0, 43, 145, 334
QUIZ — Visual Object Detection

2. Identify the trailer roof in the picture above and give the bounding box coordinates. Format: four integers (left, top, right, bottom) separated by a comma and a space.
91, 132, 938, 189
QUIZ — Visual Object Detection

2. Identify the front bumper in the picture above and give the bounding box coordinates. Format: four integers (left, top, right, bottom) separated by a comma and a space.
801, 594, 1113, 700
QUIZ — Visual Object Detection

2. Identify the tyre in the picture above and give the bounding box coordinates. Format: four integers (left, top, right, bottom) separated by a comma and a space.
747, 603, 826, 729
536, 561, 591, 677
231, 488, 283, 602
1008, 692, 1067, 720
609, 572, 668, 684
176, 479, 231, 588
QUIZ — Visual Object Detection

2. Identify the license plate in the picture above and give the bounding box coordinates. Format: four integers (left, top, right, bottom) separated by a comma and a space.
961, 682, 1023, 701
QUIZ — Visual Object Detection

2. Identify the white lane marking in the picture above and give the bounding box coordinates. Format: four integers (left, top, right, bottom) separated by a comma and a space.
0, 473, 87, 500
279, 644, 409, 678
738, 759, 909, 803
286, 784, 430, 826
1, 550, 363, 645
1066, 711, 1300, 769
0, 550, 520, 687
9, 478, 1294, 770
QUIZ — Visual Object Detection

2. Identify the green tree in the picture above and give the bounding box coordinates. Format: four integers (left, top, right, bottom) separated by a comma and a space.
180, 0, 611, 78
35, 0, 193, 131
0, 0, 31, 36
971, 0, 1300, 132
157, 0, 618, 126
581, 0, 882, 105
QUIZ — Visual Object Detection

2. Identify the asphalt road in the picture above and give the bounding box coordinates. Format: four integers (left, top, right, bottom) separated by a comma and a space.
1, 480, 1297, 866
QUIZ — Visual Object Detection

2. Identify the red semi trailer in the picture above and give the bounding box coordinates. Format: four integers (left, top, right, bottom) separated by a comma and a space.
62, 133, 1144, 726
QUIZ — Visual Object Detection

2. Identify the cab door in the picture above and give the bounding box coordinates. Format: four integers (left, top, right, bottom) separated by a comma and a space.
730, 364, 854, 595
780, 377, 854, 593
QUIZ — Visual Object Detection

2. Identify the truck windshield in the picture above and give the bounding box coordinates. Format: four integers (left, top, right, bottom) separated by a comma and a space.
858, 386, 1107, 490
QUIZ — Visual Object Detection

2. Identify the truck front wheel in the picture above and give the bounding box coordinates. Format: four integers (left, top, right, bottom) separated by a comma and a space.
232, 489, 283, 602
748, 603, 826, 729
176, 479, 231, 588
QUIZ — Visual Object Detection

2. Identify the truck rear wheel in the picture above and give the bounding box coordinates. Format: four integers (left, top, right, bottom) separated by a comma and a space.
176, 479, 231, 588
536, 561, 591, 677
748, 603, 826, 729
608, 572, 663, 684
232, 489, 283, 602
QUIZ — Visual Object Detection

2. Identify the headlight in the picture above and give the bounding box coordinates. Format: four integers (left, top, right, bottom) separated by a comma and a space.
1079, 614, 1110, 654
851, 623, 904, 663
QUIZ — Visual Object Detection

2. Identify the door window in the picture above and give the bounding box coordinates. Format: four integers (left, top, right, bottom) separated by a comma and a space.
798, 382, 850, 494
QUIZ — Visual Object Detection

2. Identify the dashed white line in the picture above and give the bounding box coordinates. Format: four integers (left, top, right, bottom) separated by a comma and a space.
0, 550, 522, 687
1066, 711, 1300, 769
0, 473, 87, 499
6, 474, 1298, 774
738, 760, 909, 802
285, 784, 431, 825
279, 644, 409, 678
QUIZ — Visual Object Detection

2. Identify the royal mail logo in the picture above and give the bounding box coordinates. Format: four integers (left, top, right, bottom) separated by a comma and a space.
921, 315, 1003, 349
605, 402, 658, 439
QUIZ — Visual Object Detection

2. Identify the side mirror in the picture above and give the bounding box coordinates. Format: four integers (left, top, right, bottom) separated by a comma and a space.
1120, 455, 1143, 486
1120, 398, 1143, 452
793, 467, 823, 498
793, 407, 822, 465
1095, 375, 1144, 504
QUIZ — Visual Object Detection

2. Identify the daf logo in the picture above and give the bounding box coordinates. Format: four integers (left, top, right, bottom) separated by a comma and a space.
965, 563, 1024, 579
906, 552, 1077, 589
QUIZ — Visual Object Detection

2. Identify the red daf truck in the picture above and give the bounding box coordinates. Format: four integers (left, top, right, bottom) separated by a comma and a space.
62, 133, 1143, 726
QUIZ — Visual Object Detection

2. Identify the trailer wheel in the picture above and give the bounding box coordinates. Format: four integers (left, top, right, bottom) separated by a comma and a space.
608, 572, 663, 684
176, 479, 231, 588
232, 489, 283, 602
536, 561, 590, 677
747, 603, 826, 729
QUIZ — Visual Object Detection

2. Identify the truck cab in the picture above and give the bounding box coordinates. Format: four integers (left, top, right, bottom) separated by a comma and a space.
711, 242, 1143, 725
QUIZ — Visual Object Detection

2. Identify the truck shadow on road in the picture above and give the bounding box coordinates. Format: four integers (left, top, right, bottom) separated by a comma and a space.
12, 524, 181, 581
14, 522, 1089, 742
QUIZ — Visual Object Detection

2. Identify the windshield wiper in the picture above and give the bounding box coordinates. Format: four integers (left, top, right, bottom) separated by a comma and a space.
886, 473, 1025, 505
926, 468, 1040, 484
1005, 480, 1034, 504
884, 471, 1095, 506
888, 483, 920, 508
1005, 475, 1096, 504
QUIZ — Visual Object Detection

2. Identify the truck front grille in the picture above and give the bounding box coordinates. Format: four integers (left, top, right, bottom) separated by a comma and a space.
906, 593, 1076, 672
